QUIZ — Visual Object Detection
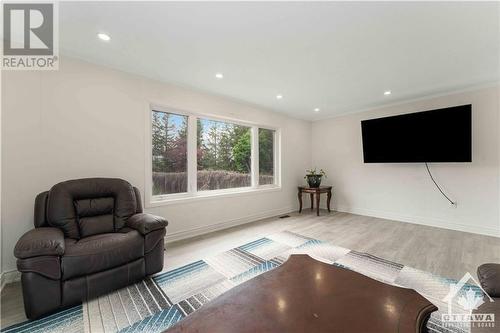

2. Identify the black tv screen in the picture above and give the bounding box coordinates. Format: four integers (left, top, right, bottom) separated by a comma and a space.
361, 105, 472, 163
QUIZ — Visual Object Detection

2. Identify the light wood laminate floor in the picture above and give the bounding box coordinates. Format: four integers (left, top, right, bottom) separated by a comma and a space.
2, 210, 500, 328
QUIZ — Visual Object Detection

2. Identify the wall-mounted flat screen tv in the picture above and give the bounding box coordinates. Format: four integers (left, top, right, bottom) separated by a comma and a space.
361, 104, 472, 163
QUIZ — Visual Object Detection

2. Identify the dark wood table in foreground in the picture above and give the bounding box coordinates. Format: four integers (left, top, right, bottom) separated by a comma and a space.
166, 255, 437, 333
298, 186, 332, 216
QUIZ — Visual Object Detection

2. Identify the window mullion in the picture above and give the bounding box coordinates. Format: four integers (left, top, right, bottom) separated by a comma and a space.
251, 126, 259, 188
187, 115, 198, 194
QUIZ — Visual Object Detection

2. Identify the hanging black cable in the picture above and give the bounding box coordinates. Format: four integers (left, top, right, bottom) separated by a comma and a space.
425, 162, 456, 205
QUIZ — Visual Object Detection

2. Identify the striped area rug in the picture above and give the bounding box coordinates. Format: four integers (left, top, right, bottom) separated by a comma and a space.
1, 230, 482, 333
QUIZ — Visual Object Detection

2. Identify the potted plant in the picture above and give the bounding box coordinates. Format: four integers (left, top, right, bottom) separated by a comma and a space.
304, 168, 327, 188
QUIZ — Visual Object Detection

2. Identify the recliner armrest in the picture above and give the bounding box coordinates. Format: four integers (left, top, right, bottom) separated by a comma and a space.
14, 228, 65, 259
126, 213, 168, 235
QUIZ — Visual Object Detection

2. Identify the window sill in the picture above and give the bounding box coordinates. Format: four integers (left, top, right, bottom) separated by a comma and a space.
147, 186, 282, 207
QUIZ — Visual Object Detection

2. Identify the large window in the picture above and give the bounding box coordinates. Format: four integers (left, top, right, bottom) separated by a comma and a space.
149, 107, 280, 202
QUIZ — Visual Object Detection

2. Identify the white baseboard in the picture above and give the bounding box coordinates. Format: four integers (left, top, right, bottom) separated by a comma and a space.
336, 205, 500, 238
165, 206, 295, 243
1, 270, 21, 291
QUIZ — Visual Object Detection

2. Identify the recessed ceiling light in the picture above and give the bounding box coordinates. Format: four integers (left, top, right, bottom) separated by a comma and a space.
314, 108, 320, 112
276, 95, 283, 100
384, 90, 392, 96
97, 33, 111, 41
215, 73, 223, 79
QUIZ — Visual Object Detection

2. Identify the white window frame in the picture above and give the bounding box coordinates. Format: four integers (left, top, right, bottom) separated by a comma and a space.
145, 104, 281, 207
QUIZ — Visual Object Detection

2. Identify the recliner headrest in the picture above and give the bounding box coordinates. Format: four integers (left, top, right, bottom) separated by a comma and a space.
46, 178, 137, 239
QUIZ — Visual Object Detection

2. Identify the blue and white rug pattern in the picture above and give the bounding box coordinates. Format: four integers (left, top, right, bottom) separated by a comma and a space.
1, 230, 481, 333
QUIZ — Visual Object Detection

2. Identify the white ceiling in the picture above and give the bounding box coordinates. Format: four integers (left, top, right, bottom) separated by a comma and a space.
59, 2, 499, 120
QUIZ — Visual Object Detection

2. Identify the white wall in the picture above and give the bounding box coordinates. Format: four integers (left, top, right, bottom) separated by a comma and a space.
1, 57, 312, 273
312, 86, 500, 237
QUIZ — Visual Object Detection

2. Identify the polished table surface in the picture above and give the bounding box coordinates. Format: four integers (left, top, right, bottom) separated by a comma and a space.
165, 255, 437, 333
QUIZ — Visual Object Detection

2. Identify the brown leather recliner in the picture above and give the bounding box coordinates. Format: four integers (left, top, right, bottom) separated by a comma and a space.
14, 178, 168, 319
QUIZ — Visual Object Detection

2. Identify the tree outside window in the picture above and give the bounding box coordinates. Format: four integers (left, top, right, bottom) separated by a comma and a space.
259, 128, 275, 185
152, 111, 188, 195
197, 119, 251, 191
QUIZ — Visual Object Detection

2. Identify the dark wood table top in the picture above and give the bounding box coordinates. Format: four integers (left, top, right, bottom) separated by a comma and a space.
165, 255, 437, 333
298, 185, 332, 191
